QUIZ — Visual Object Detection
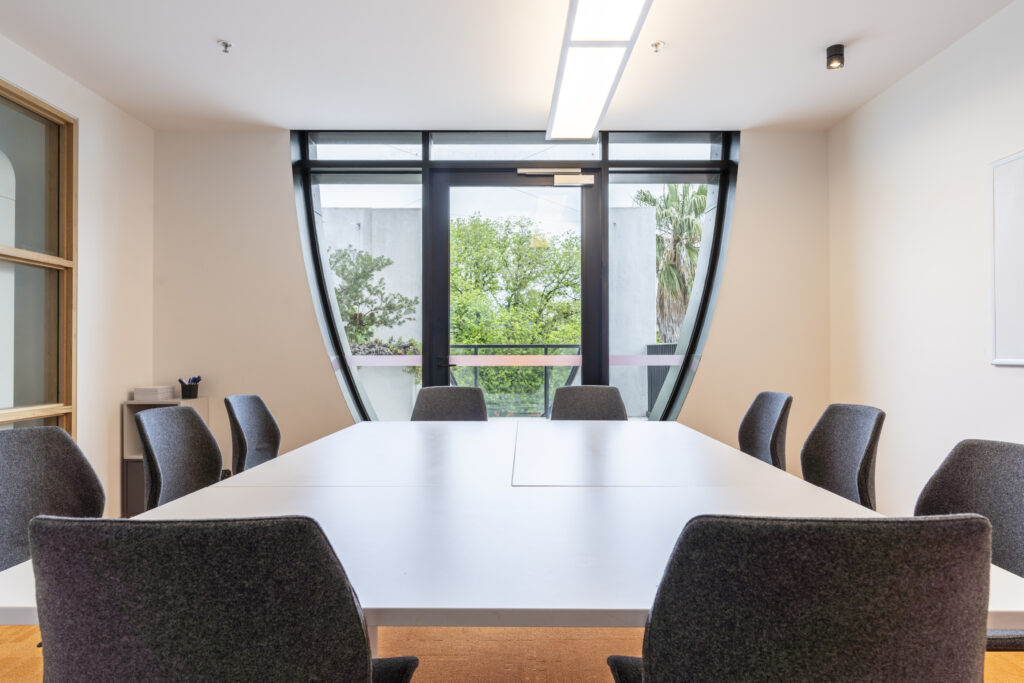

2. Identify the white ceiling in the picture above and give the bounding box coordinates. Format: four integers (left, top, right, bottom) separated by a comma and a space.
0, 0, 1011, 131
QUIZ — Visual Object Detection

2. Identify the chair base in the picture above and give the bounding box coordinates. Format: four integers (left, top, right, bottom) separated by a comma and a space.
607, 655, 642, 683
988, 630, 1024, 651
373, 656, 419, 683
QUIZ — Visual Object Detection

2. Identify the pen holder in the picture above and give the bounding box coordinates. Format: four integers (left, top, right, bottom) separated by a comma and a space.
180, 382, 199, 399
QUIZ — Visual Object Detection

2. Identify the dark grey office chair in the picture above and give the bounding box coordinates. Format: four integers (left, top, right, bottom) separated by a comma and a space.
135, 406, 223, 510
607, 514, 991, 682
550, 385, 628, 421
800, 403, 885, 510
224, 394, 281, 473
737, 391, 793, 470
410, 386, 488, 421
915, 438, 1024, 651
29, 516, 418, 682
0, 427, 104, 571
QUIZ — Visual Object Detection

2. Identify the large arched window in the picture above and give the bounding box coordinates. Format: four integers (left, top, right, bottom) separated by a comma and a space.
294, 132, 738, 421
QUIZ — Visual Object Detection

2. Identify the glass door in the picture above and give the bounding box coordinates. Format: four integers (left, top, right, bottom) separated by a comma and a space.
424, 171, 605, 417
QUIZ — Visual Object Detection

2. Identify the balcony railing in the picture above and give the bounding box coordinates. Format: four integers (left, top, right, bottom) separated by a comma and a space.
449, 343, 580, 417
347, 343, 689, 418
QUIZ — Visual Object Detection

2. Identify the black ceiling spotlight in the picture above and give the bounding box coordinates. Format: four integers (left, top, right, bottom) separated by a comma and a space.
827, 44, 845, 70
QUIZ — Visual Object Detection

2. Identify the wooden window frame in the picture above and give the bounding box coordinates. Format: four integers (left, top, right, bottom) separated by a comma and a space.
0, 78, 77, 435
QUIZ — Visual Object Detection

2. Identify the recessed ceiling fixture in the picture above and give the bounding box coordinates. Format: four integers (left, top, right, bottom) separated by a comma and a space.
827, 43, 845, 70
546, 0, 654, 140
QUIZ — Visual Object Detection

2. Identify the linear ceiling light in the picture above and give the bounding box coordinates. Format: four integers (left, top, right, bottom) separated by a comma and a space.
547, 0, 653, 140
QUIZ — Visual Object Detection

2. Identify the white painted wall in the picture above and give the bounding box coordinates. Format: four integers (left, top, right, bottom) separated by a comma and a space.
828, 0, 1024, 514
153, 130, 352, 462
679, 129, 831, 474
0, 33, 155, 515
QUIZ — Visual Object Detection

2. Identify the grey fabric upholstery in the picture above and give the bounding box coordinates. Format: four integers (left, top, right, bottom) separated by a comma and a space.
410, 386, 488, 421
29, 516, 419, 682
135, 406, 223, 511
608, 514, 990, 682
915, 439, 1024, 576
800, 403, 885, 510
915, 439, 1024, 652
550, 385, 628, 421
224, 394, 282, 473
0, 427, 104, 571
737, 391, 793, 470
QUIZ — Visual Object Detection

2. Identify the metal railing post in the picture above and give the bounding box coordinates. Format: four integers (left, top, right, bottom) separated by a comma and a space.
543, 345, 550, 416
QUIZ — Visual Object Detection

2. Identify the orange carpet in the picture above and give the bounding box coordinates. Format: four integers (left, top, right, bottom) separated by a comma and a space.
4, 625, 1024, 681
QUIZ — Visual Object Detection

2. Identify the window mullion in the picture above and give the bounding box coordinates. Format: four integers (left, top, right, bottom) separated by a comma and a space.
0, 245, 73, 270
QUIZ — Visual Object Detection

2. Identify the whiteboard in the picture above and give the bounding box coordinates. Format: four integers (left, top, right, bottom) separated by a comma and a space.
993, 150, 1024, 365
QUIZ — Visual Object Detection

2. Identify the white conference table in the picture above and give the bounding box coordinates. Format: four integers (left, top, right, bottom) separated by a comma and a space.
3, 420, 1024, 652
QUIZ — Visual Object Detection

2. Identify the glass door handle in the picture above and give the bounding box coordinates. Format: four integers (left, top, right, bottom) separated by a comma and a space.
435, 359, 456, 367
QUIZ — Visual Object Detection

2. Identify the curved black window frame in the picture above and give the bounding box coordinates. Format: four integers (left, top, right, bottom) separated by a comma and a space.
293, 130, 740, 422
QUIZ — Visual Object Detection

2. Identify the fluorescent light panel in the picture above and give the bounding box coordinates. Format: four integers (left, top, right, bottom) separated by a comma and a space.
571, 0, 649, 41
547, 0, 653, 140
549, 47, 625, 140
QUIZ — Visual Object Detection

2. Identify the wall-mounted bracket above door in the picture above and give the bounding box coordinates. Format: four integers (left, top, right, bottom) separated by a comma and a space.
517, 168, 595, 186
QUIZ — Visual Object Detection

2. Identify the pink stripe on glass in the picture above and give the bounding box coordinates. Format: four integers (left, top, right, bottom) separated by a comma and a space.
347, 354, 684, 368
450, 355, 581, 367
351, 355, 423, 367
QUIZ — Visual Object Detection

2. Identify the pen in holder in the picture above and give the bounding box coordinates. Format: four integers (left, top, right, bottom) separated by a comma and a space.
179, 376, 201, 399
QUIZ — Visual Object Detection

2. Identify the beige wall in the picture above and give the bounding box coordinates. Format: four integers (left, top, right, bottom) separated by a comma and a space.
0, 33, 155, 514
679, 129, 831, 473
153, 130, 352, 464
828, 0, 1024, 514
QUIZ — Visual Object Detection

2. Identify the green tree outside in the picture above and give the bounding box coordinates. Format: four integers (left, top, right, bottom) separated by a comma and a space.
633, 183, 708, 343
329, 245, 419, 347
449, 213, 581, 415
